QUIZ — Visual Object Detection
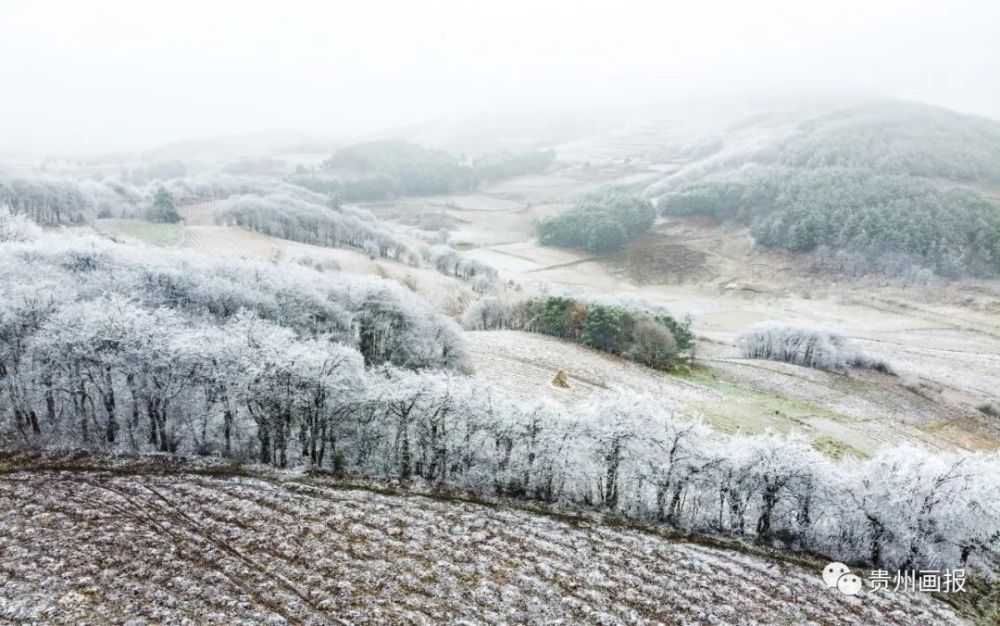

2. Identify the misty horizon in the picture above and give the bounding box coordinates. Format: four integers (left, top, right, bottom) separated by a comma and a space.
2, 0, 999, 156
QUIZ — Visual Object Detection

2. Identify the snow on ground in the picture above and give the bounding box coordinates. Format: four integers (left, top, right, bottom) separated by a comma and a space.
467, 330, 988, 455
183, 225, 278, 261
480, 174, 601, 204
467, 330, 716, 411
273, 239, 475, 318
414, 194, 525, 212
0, 466, 968, 626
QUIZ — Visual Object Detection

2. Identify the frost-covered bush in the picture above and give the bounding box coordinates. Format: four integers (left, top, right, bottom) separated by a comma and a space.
0, 208, 42, 242
739, 323, 891, 372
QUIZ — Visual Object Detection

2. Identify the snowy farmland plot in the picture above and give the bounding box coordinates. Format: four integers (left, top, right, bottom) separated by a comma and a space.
0, 454, 974, 626
4, 59, 1000, 625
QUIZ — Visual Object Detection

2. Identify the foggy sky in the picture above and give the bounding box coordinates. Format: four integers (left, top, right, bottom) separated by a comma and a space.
2, 0, 998, 155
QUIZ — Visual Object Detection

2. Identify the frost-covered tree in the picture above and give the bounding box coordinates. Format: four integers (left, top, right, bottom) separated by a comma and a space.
739, 323, 891, 372
0, 171, 141, 224
425, 245, 498, 290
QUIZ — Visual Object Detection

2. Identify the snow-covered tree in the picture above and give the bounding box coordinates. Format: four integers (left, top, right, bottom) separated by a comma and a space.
739, 323, 891, 372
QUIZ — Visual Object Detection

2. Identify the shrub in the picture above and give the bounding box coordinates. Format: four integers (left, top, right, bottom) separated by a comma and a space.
977, 403, 999, 418
628, 319, 678, 369
0, 207, 42, 242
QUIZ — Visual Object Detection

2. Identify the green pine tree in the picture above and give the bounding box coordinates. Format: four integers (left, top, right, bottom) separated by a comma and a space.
151, 187, 180, 223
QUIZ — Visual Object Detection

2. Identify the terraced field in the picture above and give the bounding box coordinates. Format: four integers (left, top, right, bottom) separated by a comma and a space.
183, 225, 279, 261
0, 462, 969, 626
178, 200, 224, 226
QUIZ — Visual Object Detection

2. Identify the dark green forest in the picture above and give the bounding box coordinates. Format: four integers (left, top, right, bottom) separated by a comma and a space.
536, 187, 655, 252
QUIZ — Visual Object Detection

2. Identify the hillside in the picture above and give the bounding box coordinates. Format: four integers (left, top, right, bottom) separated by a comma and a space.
4, 102, 1000, 626
648, 101, 1000, 277
0, 455, 971, 626
781, 101, 1000, 181
466, 330, 996, 455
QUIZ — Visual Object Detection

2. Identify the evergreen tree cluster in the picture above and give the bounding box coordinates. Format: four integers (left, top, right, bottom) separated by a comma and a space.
463, 295, 693, 370
535, 187, 656, 252
659, 167, 1000, 276
149, 187, 180, 223
289, 173, 401, 203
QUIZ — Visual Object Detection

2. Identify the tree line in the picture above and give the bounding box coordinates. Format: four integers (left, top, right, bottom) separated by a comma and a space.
464, 295, 693, 370
214, 192, 499, 289
1, 218, 997, 574
295, 141, 557, 202
1, 273, 995, 571
0, 171, 144, 225
216, 192, 420, 264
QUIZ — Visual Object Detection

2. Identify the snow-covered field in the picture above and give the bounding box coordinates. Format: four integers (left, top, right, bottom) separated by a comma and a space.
466, 330, 982, 455
0, 462, 968, 626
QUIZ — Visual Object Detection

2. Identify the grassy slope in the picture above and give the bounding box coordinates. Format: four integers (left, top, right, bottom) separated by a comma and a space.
100, 219, 185, 247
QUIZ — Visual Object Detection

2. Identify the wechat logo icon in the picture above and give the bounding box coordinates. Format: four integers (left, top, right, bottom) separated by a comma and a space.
824, 562, 862, 596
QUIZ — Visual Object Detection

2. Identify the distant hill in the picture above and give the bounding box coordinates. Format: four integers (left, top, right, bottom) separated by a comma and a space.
779, 100, 1000, 182
139, 130, 346, 162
